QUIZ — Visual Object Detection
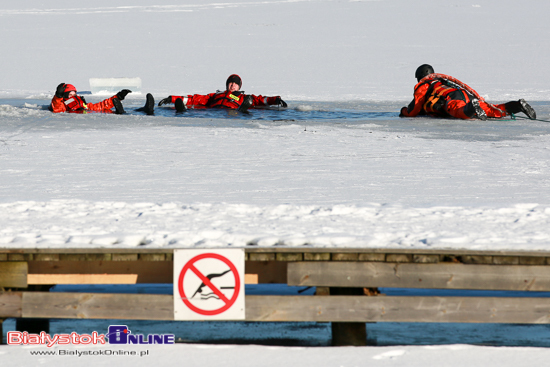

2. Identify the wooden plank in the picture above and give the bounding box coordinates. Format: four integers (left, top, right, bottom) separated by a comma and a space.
3, 247, 550, 258
245, 295, 550, 323
276, 253, 303, 262
112, 254, 138, 261
139, 253, 165, 261
27, 273, 257, 285
288, 262, 550, 291
28, 261, 172, 283
0, 262, 28, 288
460, 255, 492, 264
386, 254, 413, 263
245, 247, 550, 257
27, 274, 139, 285
27, 261, 264, 285
332, 253, 358, 261
0, 249, 172, 254
18, 292, 550, 323
22, 292, 173, 320
304, 253, 331, 261
34, 254, 59, 261
520, 257, 547, 265
358, 253, 385, 262
245, 274, 258, 284
413, 255, 439, 263
8, 254, 31, 261
249, 253, 276, 261
0, 292, 23, 317
493, 256, 519, 265
60, 254, 112, 261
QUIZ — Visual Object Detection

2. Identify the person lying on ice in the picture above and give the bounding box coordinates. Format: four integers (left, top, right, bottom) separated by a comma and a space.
157, 74, 287, 113
399, 64, 536, 121
49, 83, 130, 114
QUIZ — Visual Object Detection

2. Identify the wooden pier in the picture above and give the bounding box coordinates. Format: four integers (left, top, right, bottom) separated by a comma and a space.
2, 247, 550, 345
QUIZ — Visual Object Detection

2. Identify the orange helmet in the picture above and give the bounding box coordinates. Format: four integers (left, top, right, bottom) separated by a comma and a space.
64, 84, 77, 93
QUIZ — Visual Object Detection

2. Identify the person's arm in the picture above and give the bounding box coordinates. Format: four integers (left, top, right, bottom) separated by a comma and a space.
158, 93, 214, 107
399, 83, 429, 117
50, 96, 67, 113
249, 95, 287, 107
50, 83, 68, 113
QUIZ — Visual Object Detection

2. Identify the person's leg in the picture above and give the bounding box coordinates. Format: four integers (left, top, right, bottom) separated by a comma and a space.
478, 101, 506, 119
445, 99, 472, 119
175, 98, 187, 113
501, 100, 536, 119
136, 93, 155, 115
444, 90, 490, 120
444, 90, 475, 119
86, 97, 116, 112
112, 98, 125, 114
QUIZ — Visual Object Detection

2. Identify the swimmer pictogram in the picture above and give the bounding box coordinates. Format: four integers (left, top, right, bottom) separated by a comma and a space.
174, 250, 245, 320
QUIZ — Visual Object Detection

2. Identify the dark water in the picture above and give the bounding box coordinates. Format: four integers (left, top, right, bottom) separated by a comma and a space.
3, 98, 550, 143
153, 105, 397, 122
0, 97, 400, 121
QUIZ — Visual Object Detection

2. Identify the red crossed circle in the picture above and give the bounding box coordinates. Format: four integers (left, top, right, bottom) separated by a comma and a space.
177, 253, 241, 316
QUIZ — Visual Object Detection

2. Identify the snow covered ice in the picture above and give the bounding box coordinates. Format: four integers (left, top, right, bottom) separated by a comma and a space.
1, 99, 549, 251
2, 0, 550, 364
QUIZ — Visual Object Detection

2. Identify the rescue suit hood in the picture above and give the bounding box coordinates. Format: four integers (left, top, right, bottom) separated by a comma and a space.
63, 84, 78, 99
226, 74, 242, 90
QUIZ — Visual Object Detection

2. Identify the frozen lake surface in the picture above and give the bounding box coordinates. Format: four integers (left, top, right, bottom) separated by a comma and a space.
2, 98, 550, 251
2, 97, 550, 206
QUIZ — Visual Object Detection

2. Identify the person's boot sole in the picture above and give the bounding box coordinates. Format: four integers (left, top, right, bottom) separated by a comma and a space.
519, 99, 536, 120
175, 98, 186, 113
471, 99, 487, 121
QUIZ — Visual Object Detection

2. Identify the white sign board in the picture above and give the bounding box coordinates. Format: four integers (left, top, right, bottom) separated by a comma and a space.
173, 249, 245, 320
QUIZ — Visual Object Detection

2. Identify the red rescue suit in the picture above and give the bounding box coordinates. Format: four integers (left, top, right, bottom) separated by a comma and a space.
49, 95, 118, 114
400, 73, 507, 119
169, 91, 281, 109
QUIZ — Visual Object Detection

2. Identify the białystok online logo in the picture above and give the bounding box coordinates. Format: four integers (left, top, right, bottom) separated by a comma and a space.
8, 325, 175, 347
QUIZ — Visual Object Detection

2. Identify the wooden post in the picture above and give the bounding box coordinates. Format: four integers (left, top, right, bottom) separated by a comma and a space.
329, 287, 367, 346
0, 262, 28, 288
15, 318, 50, 335
15, 285, 52, 335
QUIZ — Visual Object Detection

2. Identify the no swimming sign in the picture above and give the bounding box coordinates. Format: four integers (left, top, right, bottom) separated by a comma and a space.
173, 249, 245, 320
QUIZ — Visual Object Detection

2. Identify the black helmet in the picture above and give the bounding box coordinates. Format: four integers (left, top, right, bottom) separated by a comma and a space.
226, 74, 242, 90
415, 64, 434, 82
